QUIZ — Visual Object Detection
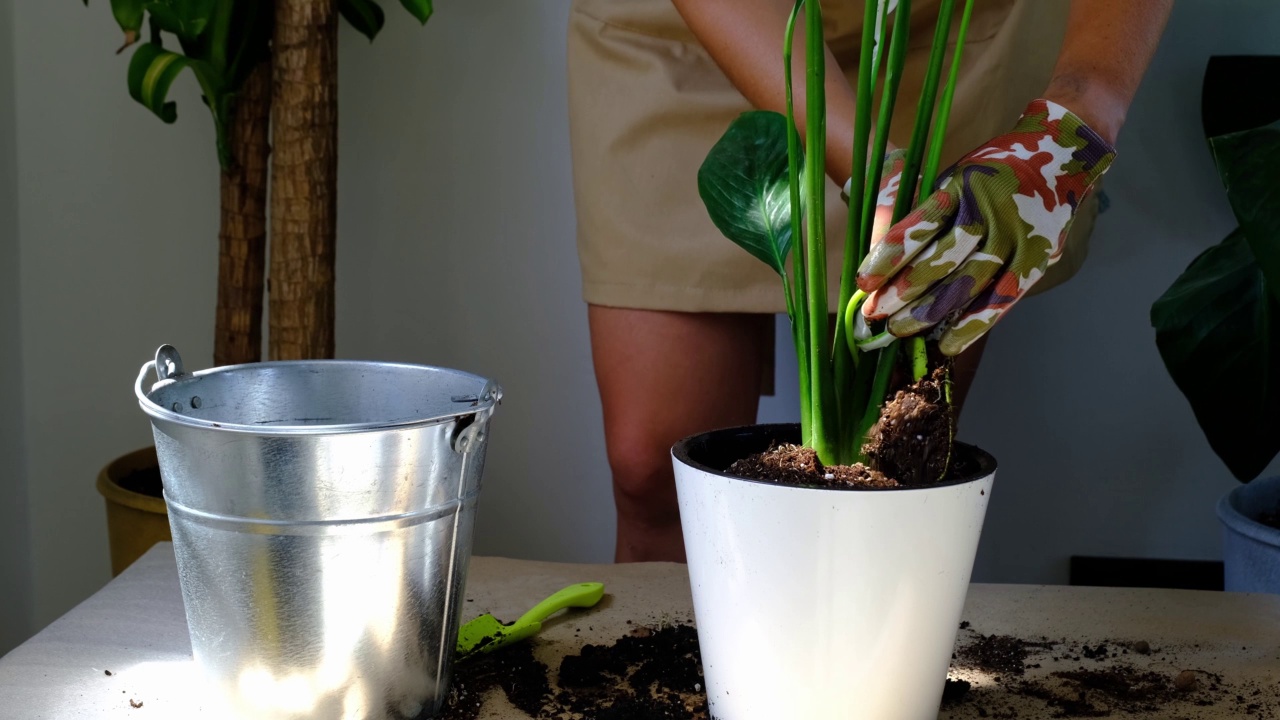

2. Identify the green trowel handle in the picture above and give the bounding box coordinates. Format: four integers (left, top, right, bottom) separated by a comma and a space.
516, 582, 605, 628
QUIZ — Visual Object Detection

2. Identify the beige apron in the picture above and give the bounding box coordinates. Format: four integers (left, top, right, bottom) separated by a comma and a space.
567, 0, 1097, 315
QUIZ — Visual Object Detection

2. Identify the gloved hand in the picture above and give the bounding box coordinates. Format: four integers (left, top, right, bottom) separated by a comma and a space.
842, 148, 906, 247
854, 98, 1116, 356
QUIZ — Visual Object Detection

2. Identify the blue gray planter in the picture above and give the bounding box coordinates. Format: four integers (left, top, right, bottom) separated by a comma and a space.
1217, 475, 1280, 593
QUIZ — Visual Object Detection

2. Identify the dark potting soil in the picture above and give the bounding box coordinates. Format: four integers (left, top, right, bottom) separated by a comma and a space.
115, 465, 164, 498
726, 443, 898, 489
862, 366, 954, 485
944, 627, 1278, 720
955, 633, 1058, 678
438, 624, 707, 720
441, 621, 1271, 720
1257, 504, 1280, 531
725, 368, 960, 489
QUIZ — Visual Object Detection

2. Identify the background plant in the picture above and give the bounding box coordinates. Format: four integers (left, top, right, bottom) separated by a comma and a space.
1151, 55, 1280, 483
85, 0, 431, 365
698, 0, 974, 467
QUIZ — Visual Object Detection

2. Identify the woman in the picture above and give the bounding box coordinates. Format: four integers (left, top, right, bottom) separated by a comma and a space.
566, 0, 1172, 562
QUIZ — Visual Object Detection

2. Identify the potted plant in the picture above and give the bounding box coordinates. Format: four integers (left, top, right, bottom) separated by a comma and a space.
671, 0, 1117, 715
1151, 55, 1280, 594
86, 0, 432, 574
673, 1, 994, 716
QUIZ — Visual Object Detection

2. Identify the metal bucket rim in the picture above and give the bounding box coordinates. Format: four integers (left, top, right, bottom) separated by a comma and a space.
136, 355, 502, 436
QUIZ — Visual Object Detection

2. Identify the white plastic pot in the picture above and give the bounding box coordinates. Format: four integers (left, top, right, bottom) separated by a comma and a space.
672, 423, 995, 720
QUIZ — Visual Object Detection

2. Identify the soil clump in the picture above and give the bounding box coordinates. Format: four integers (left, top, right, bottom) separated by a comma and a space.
726, 368, 960, 489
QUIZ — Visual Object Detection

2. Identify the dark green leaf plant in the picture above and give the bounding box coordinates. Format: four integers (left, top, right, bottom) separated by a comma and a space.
1151, 55, 1280, 483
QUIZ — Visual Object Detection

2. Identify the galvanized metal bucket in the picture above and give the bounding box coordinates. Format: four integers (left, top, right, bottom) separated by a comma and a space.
134, 345, 501, 720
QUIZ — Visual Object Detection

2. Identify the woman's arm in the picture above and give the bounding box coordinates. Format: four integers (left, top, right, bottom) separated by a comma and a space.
1042, 0, 1174, 145
670, 0, 864, 186
672, 0, 1174, 180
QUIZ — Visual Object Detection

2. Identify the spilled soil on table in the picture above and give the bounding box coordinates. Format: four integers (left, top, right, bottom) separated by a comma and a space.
943, 627, 1278, 719
726, 368, 962, 489
440, 624, 707, 720
440, 621, 1276, 720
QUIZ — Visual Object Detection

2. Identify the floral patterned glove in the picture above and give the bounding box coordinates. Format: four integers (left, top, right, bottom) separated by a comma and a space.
855, 98, 1116, 356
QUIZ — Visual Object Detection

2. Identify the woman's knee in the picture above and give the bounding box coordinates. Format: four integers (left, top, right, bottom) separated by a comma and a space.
603, 427, 679, 513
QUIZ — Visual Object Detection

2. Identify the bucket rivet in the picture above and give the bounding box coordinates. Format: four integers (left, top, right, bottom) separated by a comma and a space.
191, 396, 202, 409
171, 402, 183, 412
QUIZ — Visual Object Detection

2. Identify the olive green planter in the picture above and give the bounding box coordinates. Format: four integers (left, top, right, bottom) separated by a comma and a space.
96, 446, 170, 576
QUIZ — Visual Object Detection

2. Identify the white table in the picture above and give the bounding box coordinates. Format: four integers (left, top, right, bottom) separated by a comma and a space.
1, 543, 1277, 718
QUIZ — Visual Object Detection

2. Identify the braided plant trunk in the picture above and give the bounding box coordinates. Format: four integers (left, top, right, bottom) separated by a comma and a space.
214, 60, 272, 367
269, 0, 339, 361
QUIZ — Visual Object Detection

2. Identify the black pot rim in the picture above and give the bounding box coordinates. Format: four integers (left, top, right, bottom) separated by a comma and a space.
671, 422, 998, 492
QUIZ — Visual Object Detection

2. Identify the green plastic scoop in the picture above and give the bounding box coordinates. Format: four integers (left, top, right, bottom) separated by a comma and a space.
456, 582, 605, 658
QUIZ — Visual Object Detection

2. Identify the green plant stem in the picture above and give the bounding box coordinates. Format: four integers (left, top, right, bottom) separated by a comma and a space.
849, 0, 912, 463
856, 341, 899, 447
803, 0, 837, 463
832, 0, 887, 460
857, 0, 912, 260
911, 336, 928, 381
783, 0, 812, 445
920, 0, 975, 192
210, 0, 234, 70
891, 0, 954, 222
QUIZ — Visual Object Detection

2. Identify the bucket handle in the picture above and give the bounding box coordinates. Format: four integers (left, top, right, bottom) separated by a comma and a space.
135, 345, 187, 403
453, 380, 502, 454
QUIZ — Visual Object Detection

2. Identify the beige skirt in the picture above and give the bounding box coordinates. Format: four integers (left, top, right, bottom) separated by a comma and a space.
566, 0, 1097, 315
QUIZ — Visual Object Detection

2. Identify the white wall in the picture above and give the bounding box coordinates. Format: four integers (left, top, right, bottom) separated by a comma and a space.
0, 0, 33, 656
13, 0, 218, 631
5, 0, 1279, 641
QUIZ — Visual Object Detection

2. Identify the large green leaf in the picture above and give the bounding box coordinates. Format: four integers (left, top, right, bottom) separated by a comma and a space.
126, 42, 193, 123
143, 0, 215, 42
697, 110, 799, 276
1208, 119, 1280, 303
340, 0, 386, 41
1152, 228, 1280, 482
399, 0, 432, 24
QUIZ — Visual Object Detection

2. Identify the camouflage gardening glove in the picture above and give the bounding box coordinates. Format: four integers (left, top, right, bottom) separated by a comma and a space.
843, 148, 907, 245
855, 99, 1116, 356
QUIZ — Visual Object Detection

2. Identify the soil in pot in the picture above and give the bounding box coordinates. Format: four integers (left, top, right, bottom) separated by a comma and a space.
115, 464, 164, 498
727, 367, 967, 489
1257, 503, 1280, 531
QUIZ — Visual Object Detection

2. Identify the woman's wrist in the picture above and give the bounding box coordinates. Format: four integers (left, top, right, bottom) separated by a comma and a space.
1042, 72, 1130, 145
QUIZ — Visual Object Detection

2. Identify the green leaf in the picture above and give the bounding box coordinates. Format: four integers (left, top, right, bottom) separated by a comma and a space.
143, 3, 185, 36
697, 111, 798, 276
1151, 228, 1280, 482
109, 0, 145, 33
141, 0, 215, 41
340, 0, 386, 41
1208, 119, 1280, 303
126, 42, 192, 123
108, 0, 144, 51
398, 0, 432, 24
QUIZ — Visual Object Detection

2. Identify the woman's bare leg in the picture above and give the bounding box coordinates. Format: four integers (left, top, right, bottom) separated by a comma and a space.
589, 305, 771, 563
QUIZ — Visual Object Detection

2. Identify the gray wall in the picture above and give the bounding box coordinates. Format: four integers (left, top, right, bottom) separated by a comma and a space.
13, 0, 219, 631
955, 0, 1280, 583
0, 0, 33, 655
3, 0, 1278, 642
